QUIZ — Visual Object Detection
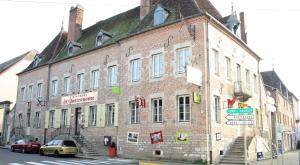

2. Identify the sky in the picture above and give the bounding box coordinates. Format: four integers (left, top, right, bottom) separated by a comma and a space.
0, 0, 300, 99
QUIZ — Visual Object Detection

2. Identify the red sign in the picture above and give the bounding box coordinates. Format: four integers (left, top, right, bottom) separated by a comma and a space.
150, 131, 163, 144
135, 96, 146, 108
227, 97, 236, 108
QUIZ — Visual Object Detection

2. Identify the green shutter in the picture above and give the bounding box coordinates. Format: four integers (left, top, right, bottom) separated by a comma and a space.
84, 106, 89, 128
96, 104, 101, 127
67, 108, 71, 126
45, 110, 49, 129
100, 104, 106, 127
114, 102, 119, 127
55, 109, 61, 128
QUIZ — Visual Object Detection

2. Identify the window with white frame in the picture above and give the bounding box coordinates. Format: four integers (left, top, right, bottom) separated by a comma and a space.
91, 70, 99, 89
63, 77, 70, 94
152, 98, 162, 123
28, 85, 33, 100
214, 95, 221, 123
236, 64, 241, 82
20, 87, 25, 101
18, 114, 23, 128
152, 53, 164, 78
213, 49, 220, 76
51, 80, 58, 96
130, 59, 141, 82
106, 104, 115, 126
89, 106, 97, 126
226, 57, 231, 80
176, 47, 191, 73
61, 109, 67, 127
153, 5, 169, 26
49, 110, 55, 128
246, 69, 250, 89
37, 83, 43, 98
253, 74, 258, 93
77, 73, 84, 93
34, 111, 40, 128
178, 95, 190, 122
108, 65, 118, 87
130, 101, 140, 124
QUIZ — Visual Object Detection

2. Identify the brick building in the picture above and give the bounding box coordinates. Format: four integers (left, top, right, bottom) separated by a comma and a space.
15, 0, 268, 163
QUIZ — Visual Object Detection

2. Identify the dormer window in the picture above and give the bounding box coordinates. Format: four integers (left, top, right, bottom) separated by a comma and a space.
33, 54, 42, 67
68, 42, 82, 56
68, 44, 74, 56
95, 30, 112, 47
154, 5, 169, 26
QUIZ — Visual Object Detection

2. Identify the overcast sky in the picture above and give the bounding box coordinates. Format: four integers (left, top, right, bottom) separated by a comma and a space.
0, 0, 300, 98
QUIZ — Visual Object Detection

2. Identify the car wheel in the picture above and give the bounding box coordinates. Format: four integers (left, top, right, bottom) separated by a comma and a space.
54, 150, 59, 158
11, 147, 15, 152
22, 148, 26, 154
39, 149, 44, 156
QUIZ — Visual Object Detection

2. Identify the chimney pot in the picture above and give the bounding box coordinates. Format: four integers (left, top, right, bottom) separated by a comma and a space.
140, 0, 159, 20
239, 12, 247, 43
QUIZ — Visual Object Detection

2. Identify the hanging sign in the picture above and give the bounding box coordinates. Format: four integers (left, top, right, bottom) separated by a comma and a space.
135, 96, 146, 108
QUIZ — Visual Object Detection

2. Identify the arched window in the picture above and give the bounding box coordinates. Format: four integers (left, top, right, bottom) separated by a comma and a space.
154, 5, 168, 26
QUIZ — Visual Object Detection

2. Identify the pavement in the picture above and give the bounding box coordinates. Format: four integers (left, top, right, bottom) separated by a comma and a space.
254, 150, 300, 165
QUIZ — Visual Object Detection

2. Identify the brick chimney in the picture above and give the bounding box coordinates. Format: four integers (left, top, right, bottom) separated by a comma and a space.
140, 0, 159, 20
239, 12, 247, 43
68, 4, 84, 42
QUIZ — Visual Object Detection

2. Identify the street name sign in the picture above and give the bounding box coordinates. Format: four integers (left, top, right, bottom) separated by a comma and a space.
226, 108, 253, 114
226, 114, 254, 120
226, 121, 254, 125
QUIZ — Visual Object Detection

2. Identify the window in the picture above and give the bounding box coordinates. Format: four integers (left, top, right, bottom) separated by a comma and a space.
130, 59, 141, 82
51, 80, 58, 96
49, 110, 55, 128
108, 65, 118, 87
63, 77, 70, 94
107, 104, 115, 126
89, 106, 97, 126
77, 73, 84, 93
178, 95, 190, 122
61, 109, 67, 127
95, 32, 104, 47
154, 5, 169, 26
226, 57, 231, 80
253, 74, 258, 93
27, 113, 30, 127
214, 95, 221, 123
246, 69, 250, 89
68, 44, 74, 56
236, 64, 241, 82
176, 47, 191, 73
152, 53, 164, 78
20, 87, 25, 101
28, 85, 33, 100
213, 49, 219, 76
34, 112, 40, 128
33, 55, 42, 67
152, 98, 162, 123
91, 70, 99, 89
37, 83, 43, 98
18, 114, 23, 128
130, 101, 140, 124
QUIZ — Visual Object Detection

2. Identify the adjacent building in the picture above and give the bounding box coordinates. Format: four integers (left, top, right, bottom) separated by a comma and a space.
13, 0, 298, 163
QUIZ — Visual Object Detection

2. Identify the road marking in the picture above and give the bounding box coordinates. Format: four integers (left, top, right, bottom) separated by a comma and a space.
41, 161, 66, 165
26, 162, 48, 165
68, 160, 100, 164
9, 163, 24, 165
56, 160, 84, 165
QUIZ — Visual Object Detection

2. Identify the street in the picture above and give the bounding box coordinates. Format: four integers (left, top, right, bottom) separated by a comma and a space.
0, 148, 137, 165
255, 150, 300, 165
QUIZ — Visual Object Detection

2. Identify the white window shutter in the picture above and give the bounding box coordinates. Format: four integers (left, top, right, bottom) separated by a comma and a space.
160, 54, 164, 75
67, 108, 71, 126
45, 111, 49, 129
114, 102, 119, 127
84, 106, 89, 128
100, 104, 106, 127
96, 104, 101, 127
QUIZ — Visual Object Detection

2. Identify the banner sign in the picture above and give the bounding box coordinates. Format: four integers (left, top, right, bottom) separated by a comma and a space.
61, 92, 98, 105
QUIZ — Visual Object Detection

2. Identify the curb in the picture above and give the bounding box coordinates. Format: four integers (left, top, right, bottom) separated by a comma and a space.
75, 155, 139, 164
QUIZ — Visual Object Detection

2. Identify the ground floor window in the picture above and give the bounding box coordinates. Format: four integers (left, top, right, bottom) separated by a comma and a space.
130, 101, 140, 124
89, 106, 97, 126
152, 98, 163, 123
61, 109, 67, 127
34, 112, 40, 128
49, 110, 55, 128
106, 104, 115, 126
178, 95, 190, 122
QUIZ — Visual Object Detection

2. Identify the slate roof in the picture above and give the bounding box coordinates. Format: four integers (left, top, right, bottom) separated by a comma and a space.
0, 50, 36, 74
53, 0, 222, 62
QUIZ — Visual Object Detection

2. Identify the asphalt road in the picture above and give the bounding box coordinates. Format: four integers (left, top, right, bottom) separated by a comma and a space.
0, 148, 137, 165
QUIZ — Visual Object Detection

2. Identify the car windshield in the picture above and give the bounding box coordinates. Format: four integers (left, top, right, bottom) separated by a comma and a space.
53, 140, 62, 146
63, 141, 76, 147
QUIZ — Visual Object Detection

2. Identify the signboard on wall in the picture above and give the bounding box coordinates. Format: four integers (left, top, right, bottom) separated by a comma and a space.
61, 92, 98, 106
187, 65, 202, 86
150, 131, 163, 144
127, 132, 139, 143
176, 132, 190, 143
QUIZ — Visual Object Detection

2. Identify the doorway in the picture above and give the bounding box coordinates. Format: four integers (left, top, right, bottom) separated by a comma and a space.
75, 107, 81, 135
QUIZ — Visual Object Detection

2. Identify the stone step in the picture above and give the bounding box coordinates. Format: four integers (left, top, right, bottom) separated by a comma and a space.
220, 160, 245, 165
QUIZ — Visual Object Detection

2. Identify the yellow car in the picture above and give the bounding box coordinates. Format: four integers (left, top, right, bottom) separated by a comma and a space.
39, 140, 78, 157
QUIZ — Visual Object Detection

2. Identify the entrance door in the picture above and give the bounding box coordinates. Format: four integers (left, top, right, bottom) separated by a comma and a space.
75, 107, 81, 135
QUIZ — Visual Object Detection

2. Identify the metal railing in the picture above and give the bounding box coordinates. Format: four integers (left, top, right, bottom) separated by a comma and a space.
50, 125, 72, 139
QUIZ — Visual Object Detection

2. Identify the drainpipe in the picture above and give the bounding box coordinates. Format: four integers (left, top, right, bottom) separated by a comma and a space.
205, 16, 212, 165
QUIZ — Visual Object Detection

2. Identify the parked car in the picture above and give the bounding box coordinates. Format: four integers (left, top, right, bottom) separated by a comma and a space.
39, 140, 78, 157
11, 139, 41, 153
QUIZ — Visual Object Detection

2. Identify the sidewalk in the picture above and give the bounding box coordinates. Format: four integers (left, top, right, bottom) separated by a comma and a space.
254, 150, 300, 165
